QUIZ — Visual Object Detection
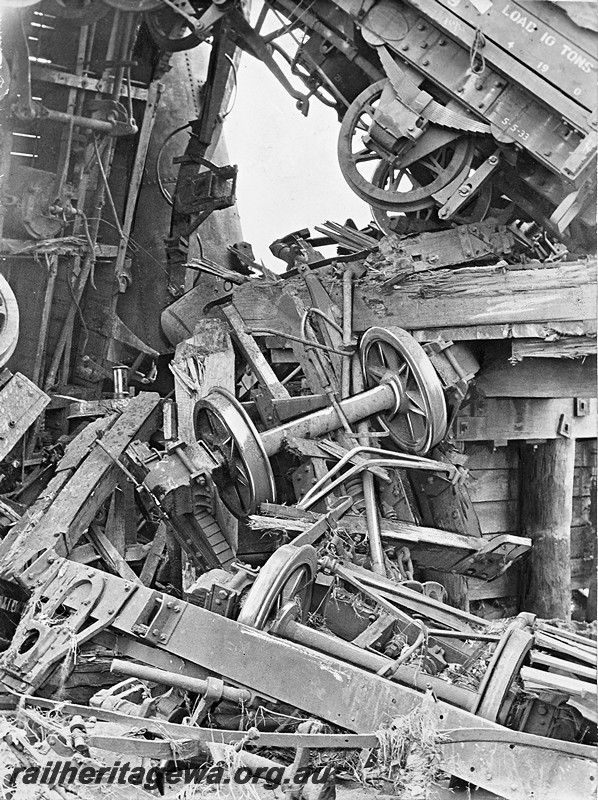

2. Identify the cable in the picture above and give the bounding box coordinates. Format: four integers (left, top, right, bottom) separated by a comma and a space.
75, 210, 97, 291
92, 137, 125, 239
221, 53, 238, 119
70, 216, 170, 276
155, 122, 192, 206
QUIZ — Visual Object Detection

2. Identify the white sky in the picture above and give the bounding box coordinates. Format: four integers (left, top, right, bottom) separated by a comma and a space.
224, 47, 370, 268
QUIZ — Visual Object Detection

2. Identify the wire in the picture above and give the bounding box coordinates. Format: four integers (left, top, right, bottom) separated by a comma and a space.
66, 260, 90, 357
71, 216, 170, 276
470, 28, 486, 75
92, 136, 125, 239
221, 53, 238, 119
75, 210, 97, 290
155, 122, 192, 206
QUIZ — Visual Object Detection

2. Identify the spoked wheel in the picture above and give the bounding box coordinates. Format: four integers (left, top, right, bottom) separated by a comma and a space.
194, 388, 275, 519
360, 327, 447, 454
371, 181, 493, 235
0, 275, 19, 369
237, 544, 318, 629
338, 80, 473, 211
144, 5, 204, 51
367, 139, 474, 213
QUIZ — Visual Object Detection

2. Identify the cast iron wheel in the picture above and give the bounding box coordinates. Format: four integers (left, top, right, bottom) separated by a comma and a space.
237, 544, 317, 629
0, 275, 19, 369
360, 327, 447, 454
144, 5, 204, 51
338, 80, 473, 211
371, 180, 492, 234
194, 388, 275, 519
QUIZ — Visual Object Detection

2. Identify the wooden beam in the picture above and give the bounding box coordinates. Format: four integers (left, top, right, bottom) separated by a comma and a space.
0, 393, 161, 584
412, 320, 597, 343
172, 319, 235, 442
477, 357, 596, 398
220, 304, 290, 400
231, 261, 596, 332
520, 439, 576, 620
511, 337, 597, 360
455, 398, 597, 441
0, 372, 50, 461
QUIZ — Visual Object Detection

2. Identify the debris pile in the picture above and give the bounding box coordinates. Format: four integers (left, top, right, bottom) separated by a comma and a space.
0, 1, 596, 798
0, 233, 596, 799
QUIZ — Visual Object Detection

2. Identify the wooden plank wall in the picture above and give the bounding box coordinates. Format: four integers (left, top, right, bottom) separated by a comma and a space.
463, 439, 596, 610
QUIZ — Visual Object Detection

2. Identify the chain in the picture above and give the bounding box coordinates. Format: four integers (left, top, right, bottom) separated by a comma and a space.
470, 28, 487, 75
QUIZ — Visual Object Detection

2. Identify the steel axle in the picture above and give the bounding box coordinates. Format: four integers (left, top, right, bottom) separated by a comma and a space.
194, 327, 447, 517
194, 380, 399, 518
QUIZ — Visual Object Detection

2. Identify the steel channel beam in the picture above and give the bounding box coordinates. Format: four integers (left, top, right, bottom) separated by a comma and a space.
4, 556, 595, 800
261, 383, 395, 456
274, 617, 476, 710
334, 0, 588, 133
107, 582, 596, 800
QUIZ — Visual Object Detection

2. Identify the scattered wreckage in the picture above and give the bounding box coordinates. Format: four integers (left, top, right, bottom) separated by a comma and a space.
0, 255, 595, 799
0, 0, 596, 798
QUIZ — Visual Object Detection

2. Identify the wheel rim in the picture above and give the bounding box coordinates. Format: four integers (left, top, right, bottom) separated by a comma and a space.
338, 80, 472, 210
0, 275, 19, 369
194, 388, 275, 518
360, 327, 447, 453
144, 7, 203, 51
237, 544, 317, 629
371, 179, 492, 234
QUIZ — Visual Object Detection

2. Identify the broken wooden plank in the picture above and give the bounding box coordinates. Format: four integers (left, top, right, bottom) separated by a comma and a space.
511, 337, 597, 360
233, 261, 597, 332
220, 304, 290, 400
412, 320, 597, 343
0, 372, 50, 461
347, 261, 597, 330
530, 651, 596, 681
0, 393, 161, 582
520, 666, 596, 697
172, 319, 235, 442
86, 523, 142, 584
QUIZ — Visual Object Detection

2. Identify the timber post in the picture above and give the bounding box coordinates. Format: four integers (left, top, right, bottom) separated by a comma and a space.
520, 438, 576, 621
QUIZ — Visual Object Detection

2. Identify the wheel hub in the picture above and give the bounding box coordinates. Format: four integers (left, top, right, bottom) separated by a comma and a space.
360, 326, 447, 453
194, 388, 275, 519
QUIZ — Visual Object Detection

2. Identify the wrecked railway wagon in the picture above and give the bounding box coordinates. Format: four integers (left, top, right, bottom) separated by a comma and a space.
0, 0, 596, 798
